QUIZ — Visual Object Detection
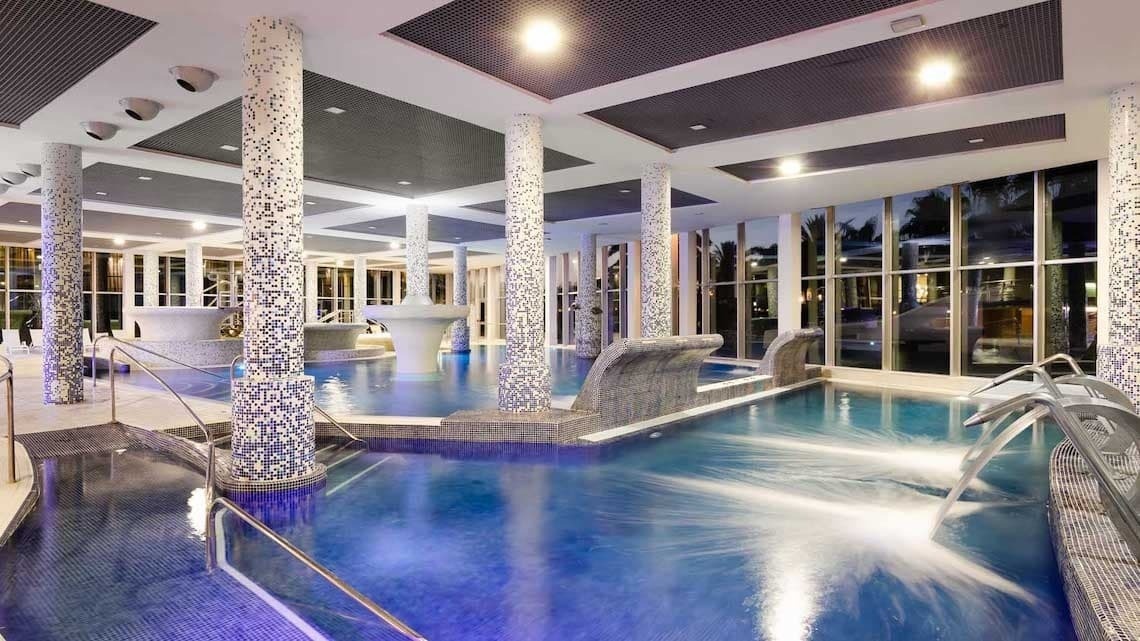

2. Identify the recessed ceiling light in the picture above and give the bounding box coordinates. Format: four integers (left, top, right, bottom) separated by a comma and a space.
397, 180, 412, 186
778, 158, 804, 176
304, 201, 316, 205
522, 18, 562, 54
689, 124, 708, 131
219, 144, 239, 151
918, 60, 954, 87
324, 107, 346, 115
367, 226, 377, 230
95, 191, 108, 196
454, 236, 462, 240
192, 221, 207, 231
388, 241, 400, 249
17, 219, 28, 224
890, 15, 925, 34
619, 189, 631, 194
137, 176, 153, 181
968, 138, 985, 144
113, 237, 126, 246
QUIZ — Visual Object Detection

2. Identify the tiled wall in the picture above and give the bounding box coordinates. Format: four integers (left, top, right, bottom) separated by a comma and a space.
404, 204, 429, 302
640, 162, 672, 337
575, 233, 601, 358
451, 245, 471, 352
40, 143, 84, 404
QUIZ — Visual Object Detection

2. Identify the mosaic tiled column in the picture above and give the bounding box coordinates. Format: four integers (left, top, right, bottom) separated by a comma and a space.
498, 114, 551, 412
404, 204, 430, 304
185, 243, 203, 307
575, 233, 601, 358
353, 256, 367, 321
451, 245, 471, 352
641, 162, 673, 337
304, 261, 318, 322
142, 251, 159, 306
1100, 84, 1140, 403
40, 143, 84, 404
231, 16, 318, 487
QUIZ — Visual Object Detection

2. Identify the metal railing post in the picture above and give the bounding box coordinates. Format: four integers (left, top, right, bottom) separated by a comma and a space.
109, 348, 118, 424
4, 358, 12, 484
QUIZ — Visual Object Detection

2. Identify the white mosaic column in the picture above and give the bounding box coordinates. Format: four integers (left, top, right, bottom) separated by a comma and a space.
641, 162, 673, 337
142, 251, 159, 306
353, 256, 367, 321
304, 261, 318, 322
498, 114, 552, 412
185, 243, 203, 307
404, 204, 430, 304
1100, 84, 1140, 403
231, 16, 317, 486
40, 143, 84, 405
451, 245, 471, 352
575, 233, 601, 358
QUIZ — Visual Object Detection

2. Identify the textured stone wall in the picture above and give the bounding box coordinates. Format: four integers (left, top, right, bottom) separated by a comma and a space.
1100, 85, 1140, 403
404, 204, 429, 303
185, 243, 203, 307
641, 162, 672, 337
40, 143, 84, 404
498, 114, 552, 411
451, 245, 471, 352
230, 16, 317, 485
142, 251, 159, 307
575, 233, 601, 358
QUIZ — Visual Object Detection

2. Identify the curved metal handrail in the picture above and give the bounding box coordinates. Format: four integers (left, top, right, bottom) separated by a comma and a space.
968, 354, 1085, 397
92, 334, 227, 388
0, 356, 14, 484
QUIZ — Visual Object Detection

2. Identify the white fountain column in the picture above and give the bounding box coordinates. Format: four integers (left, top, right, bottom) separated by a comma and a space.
142, 251, 159, 306
353, 256, 367, 321
575, 233, 601, 358
1100, 84, 1140, 403
641, 162, 673, 337
304, 260, 318, 322
230, 16, 318, 486
40, 143, 84, 404
498, 114, 552, 412
404, 204, 430, 304
185, 242, 203, 307
451, 245, 471, 352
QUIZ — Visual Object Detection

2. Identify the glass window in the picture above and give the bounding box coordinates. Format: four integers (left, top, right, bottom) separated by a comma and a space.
962, 266, 1034, 376
9, 292, 39, 330
800, 279, 826, 365
82, 251, 93, 292
744, 218, 778, 281
709, 284, 737, 357
893, 187, 952, 270
835, 275, 882, 368
1045, 263, 1097, 374
801, 208, 828, 278
835, 199, 883, 274
708, 225, 738, 284
962, 172, 1034, 266
10, 248, 40, 291
744, 282, 778, 359
1045, 161, 1097, 259
893, 271, 952, 374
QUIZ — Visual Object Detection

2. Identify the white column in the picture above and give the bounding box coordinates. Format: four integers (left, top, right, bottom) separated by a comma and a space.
1100, 84, 1140, 402
451, 245, 471, 352
121, 252, 136, 334
487, 267, 501, 340
353, 256, 367, 321
392, 269, 402, 304
678, 231, 698, 335
231, 16, 317, 486
40, 143, 84, 404
498, 114, 551, 412
185, 243, 203, 307
626, 241, 642, 339
545, 256, 558, 346
142, 251, 159, 307
575, 233, 601, 358
640, 162, 672, 337
304, 261, 319, 322
404, 204, 430, 304
777, 213, 802, 334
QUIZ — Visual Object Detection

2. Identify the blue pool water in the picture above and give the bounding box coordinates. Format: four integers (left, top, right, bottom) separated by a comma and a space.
0, 384, 1074, 640
121, 345, 756, 416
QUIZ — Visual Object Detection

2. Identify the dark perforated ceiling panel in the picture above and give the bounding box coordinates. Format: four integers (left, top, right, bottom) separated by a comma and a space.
718, 115, 1066, 181
466, 179, 714, 221
135, 70, 589, 197
0, 0, 155, 125
589, 2, 1063, 149
330, 215, 506, 243
388, 0, 913, 99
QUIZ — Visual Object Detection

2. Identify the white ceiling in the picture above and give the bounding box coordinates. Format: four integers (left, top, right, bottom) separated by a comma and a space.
0, 0, 1136, 262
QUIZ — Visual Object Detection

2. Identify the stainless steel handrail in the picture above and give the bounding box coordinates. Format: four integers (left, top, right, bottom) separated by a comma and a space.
1, 356, 14, 484
206, 496, 426, 640
92, 334, 227, 388
968, 353, 1085, 397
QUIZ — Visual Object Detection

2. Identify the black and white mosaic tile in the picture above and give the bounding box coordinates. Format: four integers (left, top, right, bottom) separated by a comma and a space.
451, 245, 471, 352
640, 162, 672, 337
575, 233, 601, 358
40, 142, 84, 404
404, 204, 430, 302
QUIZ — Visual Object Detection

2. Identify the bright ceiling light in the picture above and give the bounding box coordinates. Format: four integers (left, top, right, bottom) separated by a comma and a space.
968, 138, 985, 144
918, 60, 954, 87
778, 158, 803, 176
192, 221, 207, 231
219, 144, 239, 151
137, 176, 153, 181
17, 219, 29, 224
304, 201, 316, 205
113, 237, 126, 246
397, 180, 412, 186
95, 191, 108, 196
522, 18, 562, 54
688, 124, 707, 131
324, 107, 346, 115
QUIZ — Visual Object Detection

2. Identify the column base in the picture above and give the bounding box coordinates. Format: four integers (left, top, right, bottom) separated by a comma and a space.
43, 377, 83, 405
1099, 343, 1140, 404
231, 374, 320, 486
451, 320, 471, 353
575, 337, 600, 360
498, 360, 552, 412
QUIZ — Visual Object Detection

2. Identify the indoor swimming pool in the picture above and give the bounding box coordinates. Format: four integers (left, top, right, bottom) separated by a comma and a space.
118, 345, 757, 416
0, 384, 1073, 641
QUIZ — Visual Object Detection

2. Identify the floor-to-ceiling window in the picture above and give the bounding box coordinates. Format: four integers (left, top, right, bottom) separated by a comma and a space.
1043, 161, 1098, 373
891, 187, 953, 374
706, 225, 738, 357
743, 218, 779, 359
800, 208, 828, 364
834, 199, 884, 368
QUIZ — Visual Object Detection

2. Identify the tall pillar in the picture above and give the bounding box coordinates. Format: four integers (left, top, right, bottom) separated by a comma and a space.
142, 251, 159, 306
231, 17, 318, 486
498, 114, 551, 412
575, 234, 601, 358
627, 241, 642, 339
1100, 84, 1140, 402
777, 213, 802, 334
304, 261, 318, 322
392, 269, 402, 303
404, 204, 430, 304
121, 251, 136, 334
641, 162, 673, 337
678, 231, 699, 335
40, 143, 84, 404
545, 256, 558, 346
185, 243, 203, 307
353, 256, 367, 321
451, 245, 471, 352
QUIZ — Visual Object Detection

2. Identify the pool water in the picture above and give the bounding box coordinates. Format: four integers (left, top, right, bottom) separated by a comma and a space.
121, 345, 757, 416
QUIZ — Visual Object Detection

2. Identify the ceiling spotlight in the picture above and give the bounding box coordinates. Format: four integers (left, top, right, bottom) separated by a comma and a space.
113, 237, 126, 246
397, 180, 412, 186
17, 163, 40, 178
522, 18, 562, 54
119, 97, 163, 121
619, 189, 631, 194
82, 121, 119, 141
388, 241, 400, 249
1, 172, 26, 186
95, 191, 108, 196
454, 236, 462, 240
367, 226, 377, 230
137, 176, 153, 181
219, 144, 239, 151
688, 124, 708, 131
778, 158, 803, 176
918, 60, 954, 87
17, 219, 28, 224
169, 66, 217, 93
192, 221, 207, 231
968, 138, 985, 144
304, 200, 316, 205
890, 15, 925, 34
324, 107, 346, 115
